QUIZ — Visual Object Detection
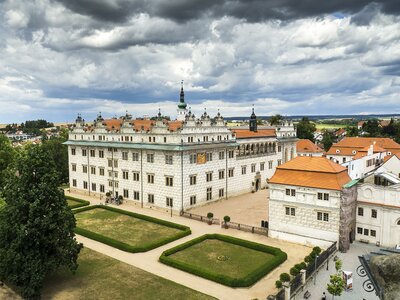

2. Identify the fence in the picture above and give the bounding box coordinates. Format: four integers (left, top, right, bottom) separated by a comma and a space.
289, 273, 303, 292
224, 221, 268, 236
275, 289, 285, 300
180, 211, 220, 225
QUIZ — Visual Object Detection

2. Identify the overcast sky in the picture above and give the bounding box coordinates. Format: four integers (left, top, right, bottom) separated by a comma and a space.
1, 0, 400, 123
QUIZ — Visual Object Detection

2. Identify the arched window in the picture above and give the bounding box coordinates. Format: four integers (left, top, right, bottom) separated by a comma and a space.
397, 219, 400, 225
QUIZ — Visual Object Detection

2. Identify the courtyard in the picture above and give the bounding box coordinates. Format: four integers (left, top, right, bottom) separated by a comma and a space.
188, 188, 269, 227
74, 206, 191, 252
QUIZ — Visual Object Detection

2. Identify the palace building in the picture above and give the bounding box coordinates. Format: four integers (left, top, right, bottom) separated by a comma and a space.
65, 85, 297, 211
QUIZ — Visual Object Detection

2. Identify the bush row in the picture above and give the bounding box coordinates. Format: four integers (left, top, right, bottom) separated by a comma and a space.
160, 234, 287, 287
66, 195, 90, 209
73, 205, 191, 252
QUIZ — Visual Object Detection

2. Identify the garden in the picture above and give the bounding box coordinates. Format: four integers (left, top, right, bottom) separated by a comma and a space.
74, 205, 191, 252
160, 234, 287, 287
66, 195, 90, 209
42, 248, 214, 300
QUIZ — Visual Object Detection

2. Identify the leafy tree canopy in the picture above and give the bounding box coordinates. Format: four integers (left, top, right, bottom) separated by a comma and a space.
269, 114, 283, 125
296, 117, 316, 141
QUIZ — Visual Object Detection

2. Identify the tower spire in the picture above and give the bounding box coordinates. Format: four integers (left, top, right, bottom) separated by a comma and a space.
178, 80, 187, 109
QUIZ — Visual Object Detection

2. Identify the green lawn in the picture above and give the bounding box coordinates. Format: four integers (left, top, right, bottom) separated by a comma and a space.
160, 234, 287, 287
315, 123, 346, 129
67, 199, 83, 207
42, 248, 214, 300
170, 239, 273, 278
74, 207, 189, 251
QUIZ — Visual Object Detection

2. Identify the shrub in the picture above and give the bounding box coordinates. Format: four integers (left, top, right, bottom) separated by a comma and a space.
160, 234, 287, 287
275, 280, 282, 289
299, 262, 307, 270
313, 246, 322, 255
290, 266, 300, 276
105, 192, 111, 197
304, 255, 312, 263
73, 205, 191, 252
280, 272, 291, 282
223, 215, 231, 223
207, 212, 214, 219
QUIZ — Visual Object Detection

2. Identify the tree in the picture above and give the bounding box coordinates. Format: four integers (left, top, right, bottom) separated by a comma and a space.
327, 273, 344, 299
269, 114, 283, 125
362, 119, 381, 137
0, 134, 15, 192
296, 117, 316, 141
41, 133, 69, 185
223, 215, 230, 229
207, 212, 214, 225
0, 145, 82, 299
346, 126, 359, 137
279, 272, 291, 282
321, 130, 336, 151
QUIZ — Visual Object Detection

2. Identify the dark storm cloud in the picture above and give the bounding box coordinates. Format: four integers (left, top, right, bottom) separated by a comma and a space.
54, 0, 400, 23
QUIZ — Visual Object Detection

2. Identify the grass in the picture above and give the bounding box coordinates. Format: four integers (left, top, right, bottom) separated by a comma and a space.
42, 248, 214, 300
160, 234, 287, 287
67, 199, 83, 207
315, 123, 346, 129
74, 206, 190, 252
66, 196, 90, 209
59, 183, 69, 189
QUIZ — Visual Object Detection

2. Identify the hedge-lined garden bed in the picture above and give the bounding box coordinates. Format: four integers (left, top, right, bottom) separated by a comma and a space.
66, 195, 90, 209
74, 205, 191, 252
159, 234, 287, 287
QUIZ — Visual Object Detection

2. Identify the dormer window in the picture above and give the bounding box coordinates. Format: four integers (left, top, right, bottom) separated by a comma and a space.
336, 149, 340, 153
352, 150, 357, 154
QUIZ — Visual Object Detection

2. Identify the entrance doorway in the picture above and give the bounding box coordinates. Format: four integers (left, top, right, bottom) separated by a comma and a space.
255, 179, 260, 191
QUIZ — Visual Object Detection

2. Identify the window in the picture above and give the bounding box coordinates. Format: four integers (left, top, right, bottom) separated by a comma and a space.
123, 189, 129, 198
371, 209, 377, 218
91, 166, 96, 175
108, 147, 112, 152
166, 197, 173, 207
278, 145, 282, 152
206, 187, 212, 200
189, 153, 197, 164
100, 184, 105, 193
228, 150, 234, 158
165, 154, 173, 165
90, 149, 95, 157
83, 181, 88, 189
122, 152, 128, 160
364, 228, 369, 236
357, 227, 363, 234
91, 182, 96, 191
72, 164, 76, 172
190, 195, 196, 205
148, 174, 154, 184
166, 176, 173, 187
132, 152, 139, 161
317, 212, 329, 222
206, 172, 213, 182
148, 194, 154, 203
219, 151, 225, 160
82, 165, 88, 173
164, 137, 167, 143
99, 168, 105, 176
108, 159, 113, 168
206, 152, 213, 162
241, 166, 247, 175
72, 179, 77, 187
269, 160, 273, 169
147, 153, 154, 163
71, 148, 76, 155
285, 207, 296, 216
134, 191, 140, 200
122, 171, 129, 180
260, 162, 265, 171
82, 149, 87, 156
286, 189, 295, 196
228, 168, 234, 177
219, 188, 224, 198
318, 193, 329, 200
133, 172, 139, 181
189, 175, 197, 185
251, 164, 256, 173
371, 230, 376, 237
99, 150, 104, 158
113, 159, 118, 168
219, 170, 225, 180
358, 207, 364, 216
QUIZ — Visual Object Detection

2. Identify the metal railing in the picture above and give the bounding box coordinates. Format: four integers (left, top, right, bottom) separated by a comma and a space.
290, 273, 303, 292
180, 211, 220, 225
224, 221, 268, 236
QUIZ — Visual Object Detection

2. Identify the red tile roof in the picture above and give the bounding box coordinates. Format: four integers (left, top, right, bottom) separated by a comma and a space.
296, 139, 323, 153
102, 119, 182, 132
231, 129, 276, 139
326, 137, 400, 156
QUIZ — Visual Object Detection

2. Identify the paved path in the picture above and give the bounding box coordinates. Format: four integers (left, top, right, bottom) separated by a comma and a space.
67, 190, 311, 300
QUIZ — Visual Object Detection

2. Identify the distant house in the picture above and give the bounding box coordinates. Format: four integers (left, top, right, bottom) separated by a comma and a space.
326, 137, 400, 164
313, 130, 323, 142
268, 156, 356, 250
356, 154, 400, 247
296, 139, 324, 157
334, 128, 346, 141
357, 120, 391, 130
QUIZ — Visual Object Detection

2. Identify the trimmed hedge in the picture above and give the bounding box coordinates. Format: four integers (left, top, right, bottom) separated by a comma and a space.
159, 234, 287, 287
73, 205, 191, 252
66, 195, 90, 209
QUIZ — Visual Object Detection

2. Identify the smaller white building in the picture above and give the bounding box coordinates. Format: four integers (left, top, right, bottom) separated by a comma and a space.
356, 154, 400, 248
268, 156, 357, 251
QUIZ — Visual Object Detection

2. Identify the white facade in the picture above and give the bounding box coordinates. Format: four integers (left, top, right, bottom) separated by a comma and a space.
66, 100, 297, 211
342, 150, 386, 180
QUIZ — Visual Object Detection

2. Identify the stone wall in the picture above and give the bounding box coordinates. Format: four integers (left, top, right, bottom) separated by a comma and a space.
339, 185, 357, 251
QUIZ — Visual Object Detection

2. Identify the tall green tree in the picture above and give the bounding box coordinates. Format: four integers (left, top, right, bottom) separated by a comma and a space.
362, 119, 381, 136
0, 134, 15, 192
269, 114, 283, 125
296, 117, 316, 141
0, 145, 82, 299
321, 130, 336, 151
346, 126, 359, 137
327, 273, 345, 300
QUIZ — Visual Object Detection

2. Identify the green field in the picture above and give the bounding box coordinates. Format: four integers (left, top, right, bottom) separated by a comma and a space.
315, 123, 346, 129
160, 234, 287, 287
75, 207, 189, 251
42, 248, 214, 300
